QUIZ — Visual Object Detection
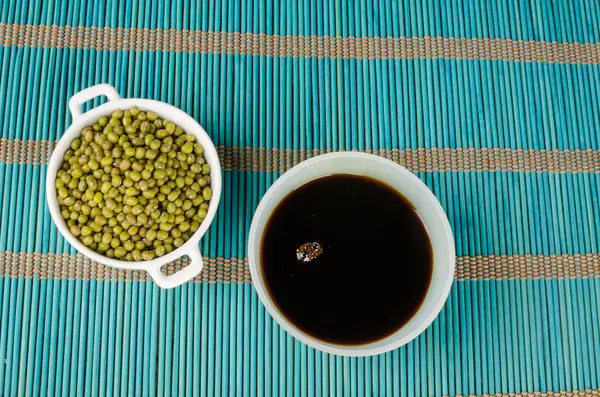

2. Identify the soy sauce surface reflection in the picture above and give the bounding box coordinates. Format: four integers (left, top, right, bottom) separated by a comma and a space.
261, 174, 433, 345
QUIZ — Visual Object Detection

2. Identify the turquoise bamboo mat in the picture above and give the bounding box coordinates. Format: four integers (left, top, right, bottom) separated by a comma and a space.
1, 0, 600, 395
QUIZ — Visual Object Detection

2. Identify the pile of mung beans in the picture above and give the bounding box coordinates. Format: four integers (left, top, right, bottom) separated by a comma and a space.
55, 107, 212, 261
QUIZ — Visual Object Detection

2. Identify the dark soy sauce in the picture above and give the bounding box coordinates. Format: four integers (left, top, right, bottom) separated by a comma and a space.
261, 174, 433, 345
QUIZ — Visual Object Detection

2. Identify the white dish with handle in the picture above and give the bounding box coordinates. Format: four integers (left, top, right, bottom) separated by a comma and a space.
46, 83, 222, 289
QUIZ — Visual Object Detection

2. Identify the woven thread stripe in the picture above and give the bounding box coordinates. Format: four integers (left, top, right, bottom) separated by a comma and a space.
452, 390, 600, 397
0, 251, 252, 283
2, 138, 600, 174
1, 251, 598, 282
0, 23, 599, 64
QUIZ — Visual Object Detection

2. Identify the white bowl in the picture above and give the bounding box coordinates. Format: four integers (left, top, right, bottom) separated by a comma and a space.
46, 84, 222, 289
248, 152, 455, 356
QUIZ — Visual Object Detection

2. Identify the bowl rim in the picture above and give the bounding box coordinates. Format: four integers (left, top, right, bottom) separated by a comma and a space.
46, 95, 222, 273
248, 152, 455, 356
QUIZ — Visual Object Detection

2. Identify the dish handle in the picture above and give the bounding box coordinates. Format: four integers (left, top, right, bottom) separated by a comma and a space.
69, 83, 121, 121
145, 245, 204, 289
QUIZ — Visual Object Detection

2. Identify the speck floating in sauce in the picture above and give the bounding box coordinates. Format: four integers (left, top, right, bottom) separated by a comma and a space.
296, 242, 324, 263
261, 174, 433, 346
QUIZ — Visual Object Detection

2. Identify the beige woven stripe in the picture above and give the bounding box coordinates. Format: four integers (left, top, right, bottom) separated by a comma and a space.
0, 251, 251, 283
453, 389, 600, 397
219, 146, 600, 174
454, 253, 600, 280
0, 251, 598, 283
2, 139, 600, 174
0, 23, 598, 64
0, 138, 57, 165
